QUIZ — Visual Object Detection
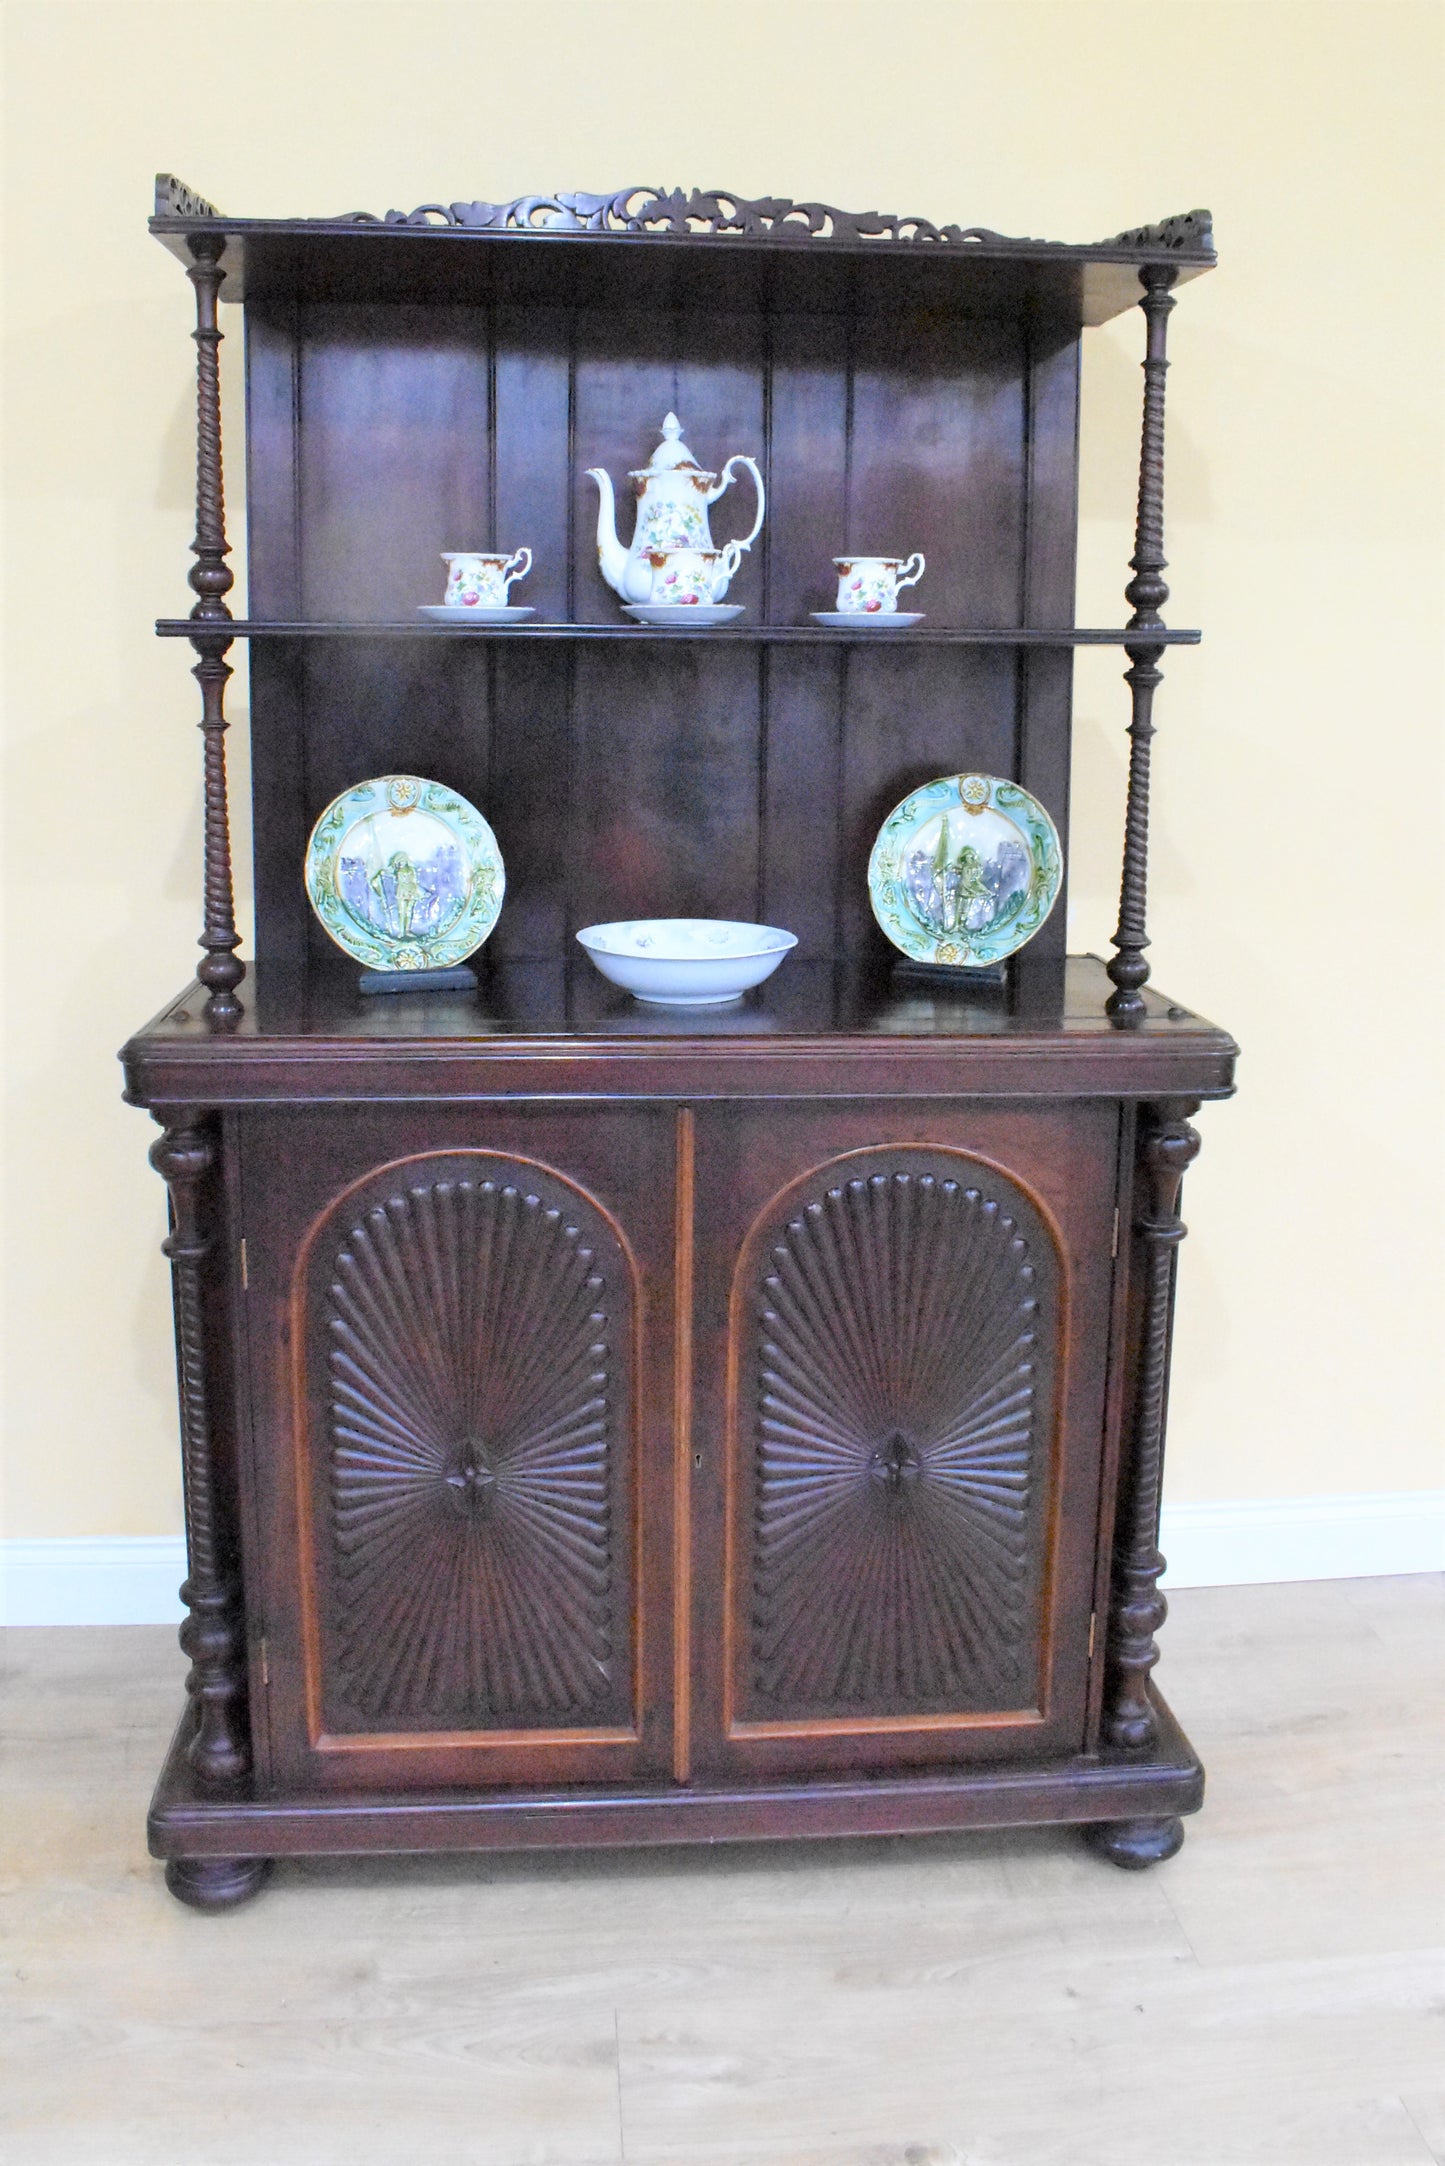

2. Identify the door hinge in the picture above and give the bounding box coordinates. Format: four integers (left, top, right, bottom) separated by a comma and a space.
240, 1236, 249, 1290
1110, 1208, 1120, 1259
1088, 1612, 1097, 1660
258, 1636, 270, 1688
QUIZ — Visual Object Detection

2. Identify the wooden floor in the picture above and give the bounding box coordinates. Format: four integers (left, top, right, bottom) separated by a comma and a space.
2, 1577, 1441, 2166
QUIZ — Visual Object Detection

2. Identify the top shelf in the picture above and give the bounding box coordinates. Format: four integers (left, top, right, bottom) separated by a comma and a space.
149, 178, 1215, 327
155, 620, 1204, 647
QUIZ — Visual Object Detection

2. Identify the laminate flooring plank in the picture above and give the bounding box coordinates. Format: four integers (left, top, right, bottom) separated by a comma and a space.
614, 1954, 1442, 2166
2, 1582, 1442, 2166
1401, 2092, 1445, 2164
1142, 1580, 1445, 1968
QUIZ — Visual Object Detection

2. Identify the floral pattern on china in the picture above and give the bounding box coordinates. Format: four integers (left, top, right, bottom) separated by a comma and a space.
304, 774, 505, 972
834, 553, 925, 614
645, 542, 745, 606
587, 414, 765, 606
442, 549, 532, 608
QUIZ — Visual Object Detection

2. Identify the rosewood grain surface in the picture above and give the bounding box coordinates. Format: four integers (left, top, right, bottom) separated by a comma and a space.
237, 273, 1112, 972
128, 183, 1233, 1902
151, 175, 1217, 326
236, 1106, 680, 1794
687, 1102, 1120, 1782
147, 1686, 1205, 1862
121, 958, 1238, 1111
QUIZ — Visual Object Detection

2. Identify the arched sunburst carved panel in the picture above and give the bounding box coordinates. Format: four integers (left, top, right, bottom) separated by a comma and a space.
301, 1154, 635, 1733
733, 1152, 1061, 1721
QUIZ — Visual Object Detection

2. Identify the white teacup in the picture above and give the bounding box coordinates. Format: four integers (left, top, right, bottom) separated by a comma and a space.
833, 552, 925, 614
645, 542, 743, 607
442, 548, 532, 608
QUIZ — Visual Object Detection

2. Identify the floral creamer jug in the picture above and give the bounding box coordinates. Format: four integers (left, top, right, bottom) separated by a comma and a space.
587, 414, 765, 605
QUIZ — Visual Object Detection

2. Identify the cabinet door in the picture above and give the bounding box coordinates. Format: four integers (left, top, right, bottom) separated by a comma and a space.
687, 1102, 1120, 1781
237, 1105, 678, 1793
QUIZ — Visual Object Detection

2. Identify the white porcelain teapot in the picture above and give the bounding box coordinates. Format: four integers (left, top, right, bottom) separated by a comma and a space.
587, 414, 765, 605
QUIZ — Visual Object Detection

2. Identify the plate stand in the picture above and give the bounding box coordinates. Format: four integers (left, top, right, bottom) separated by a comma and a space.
357, 965, 478, 996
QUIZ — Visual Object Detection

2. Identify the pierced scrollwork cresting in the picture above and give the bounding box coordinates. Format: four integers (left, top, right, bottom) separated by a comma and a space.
148, 1115, 250, 1790
1102, 1101, 1201, 1751
185, 234, 243, 1027
152, 175, 1216, 259
156, 173, 222, 222
1098, 209, 1214, 254
1106, 265, 1179, 1026
337, 186, 1051, 244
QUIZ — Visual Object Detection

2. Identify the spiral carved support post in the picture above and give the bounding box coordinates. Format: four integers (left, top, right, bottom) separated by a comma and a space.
186, 233, 244, 1029
148, 1115, 250, 1794
1101, 1099, 1201, 1752
1106, 264, 1178, 1026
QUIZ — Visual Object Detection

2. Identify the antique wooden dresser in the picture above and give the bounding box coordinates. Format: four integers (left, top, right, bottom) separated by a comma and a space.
122, 179, 1236, 1907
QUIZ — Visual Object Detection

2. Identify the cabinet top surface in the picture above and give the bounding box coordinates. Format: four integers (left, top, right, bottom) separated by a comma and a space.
121, 957, 1237, 1106
151, 176, 1215, 325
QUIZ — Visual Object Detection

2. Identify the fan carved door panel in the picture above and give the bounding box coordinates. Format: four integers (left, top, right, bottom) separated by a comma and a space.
237, 1106, 677, 1793
689, 1102, 1120, 1780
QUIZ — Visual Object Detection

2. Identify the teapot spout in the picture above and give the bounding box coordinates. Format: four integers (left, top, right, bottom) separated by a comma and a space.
586, 467, 637, 599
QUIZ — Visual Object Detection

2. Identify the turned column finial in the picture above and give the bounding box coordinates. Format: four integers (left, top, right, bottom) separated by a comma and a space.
184, 234, 244, 1028
1106, 265, 1178, 1027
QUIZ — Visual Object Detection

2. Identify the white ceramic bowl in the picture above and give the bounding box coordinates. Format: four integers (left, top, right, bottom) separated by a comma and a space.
576, 918, 797, 1005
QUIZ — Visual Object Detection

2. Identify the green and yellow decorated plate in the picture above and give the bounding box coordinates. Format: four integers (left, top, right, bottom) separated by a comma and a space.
867, 772, 1061, 968
304, 774, 505, 971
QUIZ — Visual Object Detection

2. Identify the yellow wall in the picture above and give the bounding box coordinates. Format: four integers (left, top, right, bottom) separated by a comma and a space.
3, 0, 1441, 1538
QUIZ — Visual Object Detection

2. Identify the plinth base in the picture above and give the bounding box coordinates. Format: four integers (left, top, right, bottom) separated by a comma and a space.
148, 1691, 1203, 1898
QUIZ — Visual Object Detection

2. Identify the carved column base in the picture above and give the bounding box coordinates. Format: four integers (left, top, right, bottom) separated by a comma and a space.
164, 1855, 272, 1911
1082, 1815, 1185, 1870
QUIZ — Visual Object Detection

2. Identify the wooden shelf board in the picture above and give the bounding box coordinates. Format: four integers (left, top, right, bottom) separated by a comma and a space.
120, 957, 1239, 1110
155, 619, 1203, 646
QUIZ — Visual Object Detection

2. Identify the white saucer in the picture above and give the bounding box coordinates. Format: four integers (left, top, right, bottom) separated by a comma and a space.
622, 603, 745, 628
418, 604, 535, 624
811, 611, 925, 629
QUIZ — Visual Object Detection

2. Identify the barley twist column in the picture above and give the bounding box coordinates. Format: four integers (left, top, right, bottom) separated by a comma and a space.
148, 1114, 250, 1791
1106, 264, 1178, 1026
186, 233, 243, 1027
1101, 1099, 1201, 1750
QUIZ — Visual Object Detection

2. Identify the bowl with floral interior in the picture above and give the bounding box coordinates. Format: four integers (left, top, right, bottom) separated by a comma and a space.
576, 919, 797, 1005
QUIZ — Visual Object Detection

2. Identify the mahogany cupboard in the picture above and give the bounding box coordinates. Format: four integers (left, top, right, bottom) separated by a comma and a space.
122, 180, 1236, 1907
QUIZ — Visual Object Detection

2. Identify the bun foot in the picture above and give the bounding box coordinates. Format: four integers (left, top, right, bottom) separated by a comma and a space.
164, 1855, 272, 1910
1083, 1815, 1185, 1870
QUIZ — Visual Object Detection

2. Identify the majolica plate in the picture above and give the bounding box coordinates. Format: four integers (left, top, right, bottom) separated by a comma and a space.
304, 774, 505, 971
867, 772, 1062, 968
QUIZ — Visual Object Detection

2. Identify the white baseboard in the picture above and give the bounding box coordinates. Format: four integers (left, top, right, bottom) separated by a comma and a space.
2, 1495, 1441, 1625
1159, 1490, 1445, 1588
0, 1537, 186, 1627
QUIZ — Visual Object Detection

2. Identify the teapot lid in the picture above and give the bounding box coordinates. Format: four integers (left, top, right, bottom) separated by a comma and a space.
630, 412, 712, 478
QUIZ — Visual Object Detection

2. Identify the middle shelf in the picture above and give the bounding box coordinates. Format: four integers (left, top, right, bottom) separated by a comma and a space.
155, 619, 1204, 646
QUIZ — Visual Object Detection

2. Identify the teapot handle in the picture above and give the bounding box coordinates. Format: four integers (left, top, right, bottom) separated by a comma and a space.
714, 454, 766, 553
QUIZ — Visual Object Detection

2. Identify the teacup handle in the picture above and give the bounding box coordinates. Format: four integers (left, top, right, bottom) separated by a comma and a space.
502, 546, 532, 588
716, 455, 766, 553
712, 538, 744, 599
896, 552, 925, 592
